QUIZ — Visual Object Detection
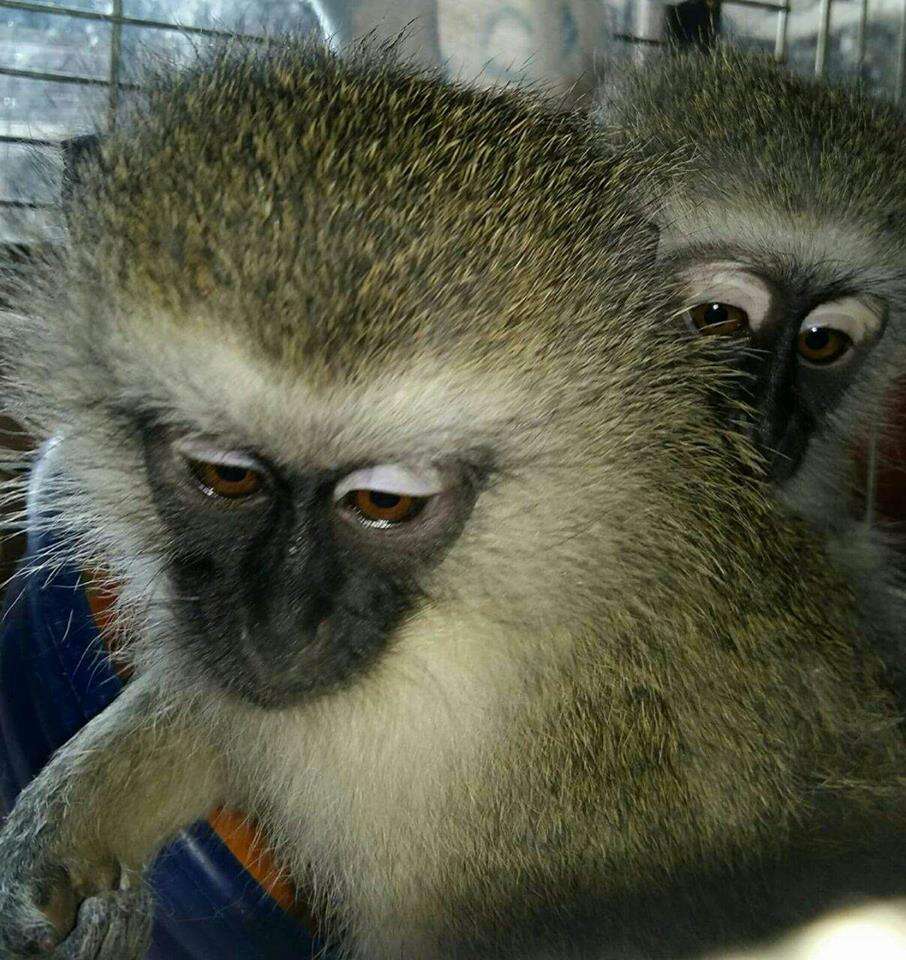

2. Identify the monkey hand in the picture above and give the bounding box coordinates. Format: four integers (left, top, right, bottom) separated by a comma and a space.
0, 798, 153, 960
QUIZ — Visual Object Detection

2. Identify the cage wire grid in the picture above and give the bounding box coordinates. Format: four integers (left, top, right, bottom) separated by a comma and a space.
1, 0, 331, 238
0, 0, 281, 225
1, 0, 906, 232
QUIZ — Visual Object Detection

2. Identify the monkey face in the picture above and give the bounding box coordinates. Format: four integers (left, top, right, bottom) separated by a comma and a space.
140, 426, 483, 707
6, 54, 906, 957
662, 232, 892, 484
127, 306, 691, 710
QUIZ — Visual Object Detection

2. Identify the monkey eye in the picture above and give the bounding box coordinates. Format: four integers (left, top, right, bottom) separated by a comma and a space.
680, 263, 773, 337
342, 490, 429, 526
686, 302, 750, 336
190, 461, 264, 499
797, 326, 852, 365
797, 296, 886, 368
333, 464, 443, 529
174, 439, 268, 501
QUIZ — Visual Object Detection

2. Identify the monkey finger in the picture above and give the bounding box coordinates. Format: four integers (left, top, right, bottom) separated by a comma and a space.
96, 887, 153, 960
52, 889, 153, 960
51, 897, 108, 960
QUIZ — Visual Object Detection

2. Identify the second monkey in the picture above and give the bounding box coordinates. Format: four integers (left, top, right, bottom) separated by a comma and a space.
599, 48, 906, 693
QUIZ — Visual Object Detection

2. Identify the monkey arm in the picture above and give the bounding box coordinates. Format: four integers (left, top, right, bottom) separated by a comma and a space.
0, 670, 224, 956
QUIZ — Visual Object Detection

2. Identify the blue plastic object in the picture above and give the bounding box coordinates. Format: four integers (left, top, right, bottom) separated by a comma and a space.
0, 456, 332, 959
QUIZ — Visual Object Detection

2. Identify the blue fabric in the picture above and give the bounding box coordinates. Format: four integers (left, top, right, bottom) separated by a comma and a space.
0, 485, 331, 958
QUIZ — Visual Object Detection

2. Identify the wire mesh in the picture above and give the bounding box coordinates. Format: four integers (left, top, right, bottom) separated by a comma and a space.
0, 0, 323, 239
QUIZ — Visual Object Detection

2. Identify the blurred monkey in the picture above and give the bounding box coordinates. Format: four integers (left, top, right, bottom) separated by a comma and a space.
599, 47, 906, 696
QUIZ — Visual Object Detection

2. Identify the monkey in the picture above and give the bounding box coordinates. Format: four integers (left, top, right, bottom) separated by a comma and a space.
0, 37, 903, 960
596, 46, 906, 698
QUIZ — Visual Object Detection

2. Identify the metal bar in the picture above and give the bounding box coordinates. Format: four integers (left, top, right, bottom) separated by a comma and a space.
0, 134, 55, 146
815, 0, 833, 77
0, 0, 266, 42
0, 65, 118, 87
856, 0, 870, 74
0, 0, 272, 224
898, 0, 906, 101
773, 3, 789, 61
625, 0, 667, 64
724, 0, 788, 10
108, 0, 123, 130
0, 199, 54, 209
0, 0, 110, 22
612, 33, 666, 45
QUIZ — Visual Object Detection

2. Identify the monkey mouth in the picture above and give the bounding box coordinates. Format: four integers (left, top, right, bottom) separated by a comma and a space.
205, 617, 385, 710
220, 622, 329, 708
209, 656, 325, 710
220, 673, 313, 710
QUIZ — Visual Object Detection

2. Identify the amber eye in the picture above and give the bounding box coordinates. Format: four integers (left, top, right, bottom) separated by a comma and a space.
797, 326, 853, 365
345, 489, 428, 525
189, 460, 264, 499
687, 302, 750, 336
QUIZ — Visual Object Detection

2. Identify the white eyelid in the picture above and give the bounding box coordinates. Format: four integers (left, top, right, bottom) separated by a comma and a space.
173, 437, 262, 471
333, 464, 444, 501
681, 262, 773, 331
800, 296, 886, 345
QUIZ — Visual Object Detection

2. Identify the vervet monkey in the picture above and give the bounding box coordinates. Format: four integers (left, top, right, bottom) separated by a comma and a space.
0, 40, 903, 960
598, 47, 906, 697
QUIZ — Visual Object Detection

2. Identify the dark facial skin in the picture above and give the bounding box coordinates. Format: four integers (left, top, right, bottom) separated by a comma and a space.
735, 291, 876, 483
141, 427, 482, 708
669, 249, 887, 482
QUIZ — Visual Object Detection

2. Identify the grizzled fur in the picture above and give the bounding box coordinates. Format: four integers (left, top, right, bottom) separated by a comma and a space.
0, 39, 903, 960
599, 46, 906, 224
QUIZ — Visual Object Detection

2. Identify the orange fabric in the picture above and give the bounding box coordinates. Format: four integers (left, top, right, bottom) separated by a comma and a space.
207, 808, 298, 912
84, 573, 133, 682
84, 573, 118, 635
82, 577, 301, 915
